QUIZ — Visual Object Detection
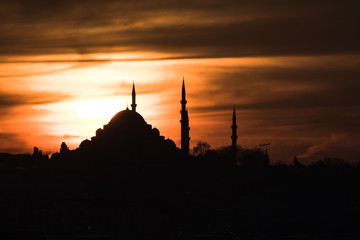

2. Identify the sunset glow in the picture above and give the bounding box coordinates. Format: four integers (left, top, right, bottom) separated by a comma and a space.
1, 1, 360, 164
3, 2, 360, 238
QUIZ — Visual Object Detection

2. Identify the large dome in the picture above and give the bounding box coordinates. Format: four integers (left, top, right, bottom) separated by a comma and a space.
109, 108, 146, 127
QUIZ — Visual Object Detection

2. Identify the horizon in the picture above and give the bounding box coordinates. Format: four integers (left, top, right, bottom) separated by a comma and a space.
1, 1, 360, 164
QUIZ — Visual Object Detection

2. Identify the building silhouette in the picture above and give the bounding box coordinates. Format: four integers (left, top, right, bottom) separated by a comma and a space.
180, 78, 190, 156
231, 105, 238, 161
54, 83, 179, 166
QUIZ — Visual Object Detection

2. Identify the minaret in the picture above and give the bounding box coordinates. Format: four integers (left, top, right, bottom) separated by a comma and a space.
131, 82, 137, 112
180, 78, 190, 156
231, 105, 238, 161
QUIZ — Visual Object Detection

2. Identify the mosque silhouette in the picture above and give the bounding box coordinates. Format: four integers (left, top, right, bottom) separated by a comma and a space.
53, 78, 238, 164
73, 82, 180, 163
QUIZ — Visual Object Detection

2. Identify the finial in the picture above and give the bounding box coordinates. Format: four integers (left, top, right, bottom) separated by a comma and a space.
131, 81, 137, 112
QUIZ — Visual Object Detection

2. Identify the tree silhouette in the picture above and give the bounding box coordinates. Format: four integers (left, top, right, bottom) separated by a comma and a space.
32, 147, 39, 157
192, 141, 210, 156
60, 142, 70, 154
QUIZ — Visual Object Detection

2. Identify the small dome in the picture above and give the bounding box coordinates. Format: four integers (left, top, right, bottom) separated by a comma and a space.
79, 139, 91, 149
152, 128, 160, 136
109, 108, 146, 127
165, 138, 176, 148
96, 128, 103, 136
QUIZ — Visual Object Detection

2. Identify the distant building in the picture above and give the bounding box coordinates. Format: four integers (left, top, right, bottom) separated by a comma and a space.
180, 78, 190, 157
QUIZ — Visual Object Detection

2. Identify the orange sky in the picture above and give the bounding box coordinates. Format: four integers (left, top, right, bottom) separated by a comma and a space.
1, 1, 360, 164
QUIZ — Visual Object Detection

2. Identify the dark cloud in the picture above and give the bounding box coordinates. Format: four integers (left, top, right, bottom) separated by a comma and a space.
0, 62, 107, 78
0, 91, 71, 120
0, 132, 29, 153
0, 91, 70, 108
188, 56, 360, 113
1, 0, 359, 58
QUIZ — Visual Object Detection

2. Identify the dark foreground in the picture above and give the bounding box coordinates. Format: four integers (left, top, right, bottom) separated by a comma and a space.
0, 157, 360, 239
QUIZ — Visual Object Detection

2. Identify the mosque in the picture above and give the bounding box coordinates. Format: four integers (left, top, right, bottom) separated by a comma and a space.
55, 79, 238, 162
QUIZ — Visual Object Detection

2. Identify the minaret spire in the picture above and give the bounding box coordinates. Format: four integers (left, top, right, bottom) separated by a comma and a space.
180, 77, 190, 157
231, 105, 238, 162
182, 77, 186, 106
131, 81, 137, 112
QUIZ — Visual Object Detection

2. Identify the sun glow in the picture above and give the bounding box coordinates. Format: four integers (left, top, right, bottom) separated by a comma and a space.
73, 98, 125, 120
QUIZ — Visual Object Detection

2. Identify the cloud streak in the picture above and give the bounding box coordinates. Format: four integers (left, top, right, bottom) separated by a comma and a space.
0, 132, 29, 153
1, 0, 359, 58
0, 91, 70, 108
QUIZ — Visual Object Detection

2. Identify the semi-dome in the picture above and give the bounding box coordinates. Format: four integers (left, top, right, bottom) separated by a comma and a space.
109, 108, 146, 127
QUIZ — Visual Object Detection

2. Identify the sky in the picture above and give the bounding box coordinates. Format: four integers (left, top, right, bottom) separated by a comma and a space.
1, 0, 360, 164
